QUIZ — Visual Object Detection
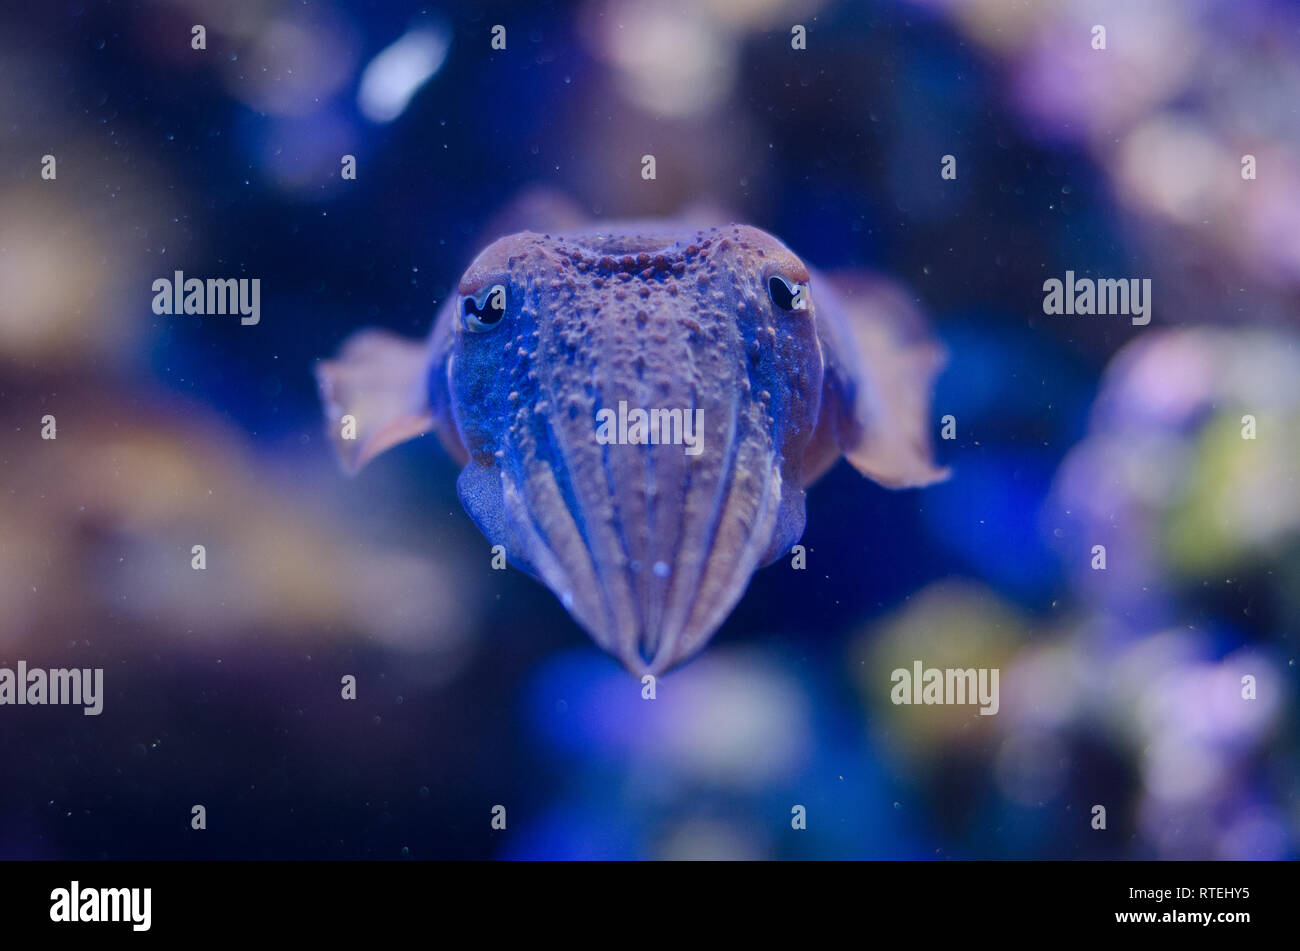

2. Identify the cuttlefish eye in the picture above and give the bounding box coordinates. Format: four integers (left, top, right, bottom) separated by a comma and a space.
462, 283, 508, 332
768, 274, 807, 311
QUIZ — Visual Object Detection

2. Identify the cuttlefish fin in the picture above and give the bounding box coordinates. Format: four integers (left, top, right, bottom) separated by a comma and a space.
314, 328, 438, 475
813, 272, 950, 489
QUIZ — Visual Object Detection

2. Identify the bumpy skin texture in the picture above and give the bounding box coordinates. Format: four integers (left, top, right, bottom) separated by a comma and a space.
317, 222, 948, 676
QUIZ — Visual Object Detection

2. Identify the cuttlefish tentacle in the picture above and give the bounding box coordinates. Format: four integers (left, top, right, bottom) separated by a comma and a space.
316, 223, 948, 676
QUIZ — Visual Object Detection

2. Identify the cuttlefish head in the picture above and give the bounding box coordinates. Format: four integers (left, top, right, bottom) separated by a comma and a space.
316, 223, 947, 676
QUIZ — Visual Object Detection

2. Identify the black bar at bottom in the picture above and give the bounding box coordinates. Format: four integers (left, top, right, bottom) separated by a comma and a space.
0, 860, 1282, 938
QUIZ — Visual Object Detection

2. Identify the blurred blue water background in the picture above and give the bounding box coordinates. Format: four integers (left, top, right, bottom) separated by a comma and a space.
0, 0, 1295, 859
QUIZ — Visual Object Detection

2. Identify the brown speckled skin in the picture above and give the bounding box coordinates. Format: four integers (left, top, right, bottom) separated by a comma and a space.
319, 221, 946, 676
434, 224, 823, 675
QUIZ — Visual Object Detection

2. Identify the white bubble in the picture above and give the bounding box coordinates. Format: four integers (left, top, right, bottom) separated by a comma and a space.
358, 27, 451, 124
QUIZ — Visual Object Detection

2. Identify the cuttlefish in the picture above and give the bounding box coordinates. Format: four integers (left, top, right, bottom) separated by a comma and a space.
316, 222, 948, 675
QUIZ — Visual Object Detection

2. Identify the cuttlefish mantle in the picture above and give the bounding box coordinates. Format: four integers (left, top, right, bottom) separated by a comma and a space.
316, 222, 948, 676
